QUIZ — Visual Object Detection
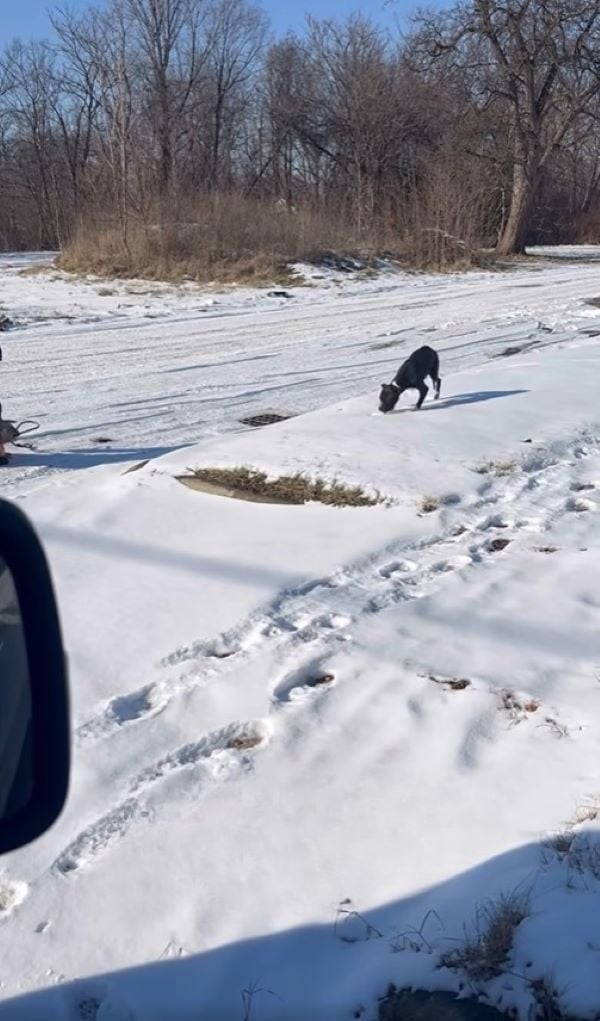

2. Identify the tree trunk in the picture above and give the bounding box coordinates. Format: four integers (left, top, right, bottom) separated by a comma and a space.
496, 157, 538, 256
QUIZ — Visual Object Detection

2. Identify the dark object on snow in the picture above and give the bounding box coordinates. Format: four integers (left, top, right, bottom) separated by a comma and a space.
267, 290, 293, 299
240, 413, 292, 428
307, 673, 335, 688
489, 538, 511, 553
379, 986, 506, 1020
379, 345, 441, 413
92, 437, 113, 444
0, 316, 13, 332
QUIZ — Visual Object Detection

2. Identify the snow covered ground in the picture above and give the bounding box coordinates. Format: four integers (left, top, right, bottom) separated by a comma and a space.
1, 251, 600, 1020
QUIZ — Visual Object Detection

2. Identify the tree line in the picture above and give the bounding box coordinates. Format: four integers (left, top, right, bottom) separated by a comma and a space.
1, 0, 600, 273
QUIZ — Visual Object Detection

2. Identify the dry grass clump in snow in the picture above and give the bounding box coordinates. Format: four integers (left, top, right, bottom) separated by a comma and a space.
475, 459, 518, 477
420, 495, 440, 514
441, 891, 530, 982
530, 976, 577, 1020
179, 466, 379, 507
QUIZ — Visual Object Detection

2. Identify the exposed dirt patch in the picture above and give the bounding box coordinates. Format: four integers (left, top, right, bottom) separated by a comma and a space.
378, 986, 507, 1020
227, 735, 263, 751
423, 673, 471, 692
488, 538, 511, 553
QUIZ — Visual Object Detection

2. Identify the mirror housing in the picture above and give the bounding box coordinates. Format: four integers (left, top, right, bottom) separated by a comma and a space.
0, 499, 69, 853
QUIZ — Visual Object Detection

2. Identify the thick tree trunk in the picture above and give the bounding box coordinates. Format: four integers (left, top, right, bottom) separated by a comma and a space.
496, 157, 538, 256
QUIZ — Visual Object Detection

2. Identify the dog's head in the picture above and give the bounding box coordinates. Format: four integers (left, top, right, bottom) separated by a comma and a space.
378, 382, 400, 414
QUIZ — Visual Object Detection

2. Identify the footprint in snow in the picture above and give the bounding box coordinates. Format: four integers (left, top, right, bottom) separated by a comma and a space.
287, 611, 352, 642
566, 495, 596, 513
378, 558, 418, 579
76, 683, 164, 746
160, 630, 243, 669
55, 720, 270, 875
129, 719, 271, 793
273, 661, 337, 704
431, 554, 473, 573
570, 481, 596, 492
478, 512, 514, 531
0, 876, 28, 915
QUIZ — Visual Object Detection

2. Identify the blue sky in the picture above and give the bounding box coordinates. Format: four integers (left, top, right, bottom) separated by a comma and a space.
0, 0, 447, 47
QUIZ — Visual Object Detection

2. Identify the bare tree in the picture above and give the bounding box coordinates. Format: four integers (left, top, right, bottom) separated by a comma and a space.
120, 0, 207, 194
203, 0, 268, 190
415, 0, 600, 254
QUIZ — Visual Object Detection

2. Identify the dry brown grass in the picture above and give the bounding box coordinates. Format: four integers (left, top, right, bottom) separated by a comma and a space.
59, 195, 381, 283
58, 178, 500, 284
179, 466, 379, 507
441, 891, 530, 982
475, 459, 518, 477
420, 495, 440, 514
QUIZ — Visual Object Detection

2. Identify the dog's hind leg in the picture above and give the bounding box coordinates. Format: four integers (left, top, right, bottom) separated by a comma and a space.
434, 375, 442, 399
415, 382, 429, 409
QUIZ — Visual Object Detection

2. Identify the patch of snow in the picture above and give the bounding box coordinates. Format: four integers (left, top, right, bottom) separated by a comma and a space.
2, 251, 600, 1020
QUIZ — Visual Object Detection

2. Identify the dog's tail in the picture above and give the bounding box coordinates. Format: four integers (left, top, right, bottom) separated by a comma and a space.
431, 351, 441, 398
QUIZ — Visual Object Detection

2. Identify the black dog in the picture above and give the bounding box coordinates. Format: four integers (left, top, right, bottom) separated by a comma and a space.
379, 345, 441, 413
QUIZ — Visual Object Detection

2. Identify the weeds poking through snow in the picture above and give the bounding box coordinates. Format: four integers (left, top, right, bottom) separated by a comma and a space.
419, 495, 440, 514
530, 975, 574, 1020
241, 980, 281, 1021
567, 834, 600, 882
390, 910, 444, 954
335, 899, 383, 943
499, 690, 540, 725
537, 717, 569, 739
549, 830, 576, 857
440, 891, 530, 982
179, 467, 380, 507
475, 459, 518, 477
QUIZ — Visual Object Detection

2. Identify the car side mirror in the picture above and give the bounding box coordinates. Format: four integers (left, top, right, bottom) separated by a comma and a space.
0, 499, 69, 853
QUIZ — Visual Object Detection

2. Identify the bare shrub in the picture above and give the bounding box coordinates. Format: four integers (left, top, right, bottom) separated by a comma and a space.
567, 834, 600, 881
441, 891, 530, 981
398, 154, 496, 271
530, 976, 574, 1021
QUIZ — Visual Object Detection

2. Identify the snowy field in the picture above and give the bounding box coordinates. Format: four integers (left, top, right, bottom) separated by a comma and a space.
2, 251, 600, 1019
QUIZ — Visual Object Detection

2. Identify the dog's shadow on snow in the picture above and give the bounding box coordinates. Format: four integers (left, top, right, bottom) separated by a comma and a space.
389, 389, 529, 414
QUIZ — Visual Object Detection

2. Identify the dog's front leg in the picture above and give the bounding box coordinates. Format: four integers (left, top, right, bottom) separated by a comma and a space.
415, 383, 429, 409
